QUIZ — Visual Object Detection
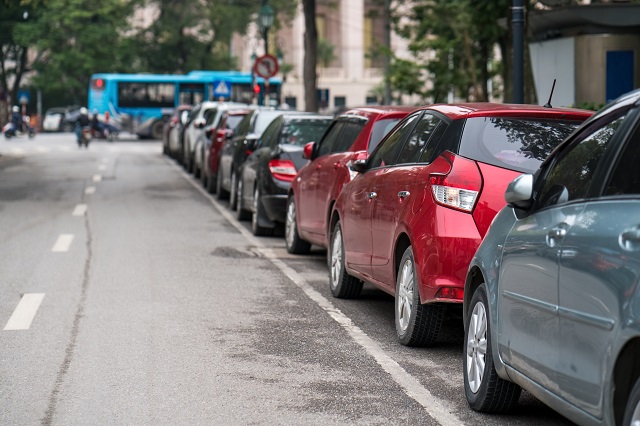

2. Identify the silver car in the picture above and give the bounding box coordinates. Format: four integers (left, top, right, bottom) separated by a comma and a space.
463, 88, 640, 426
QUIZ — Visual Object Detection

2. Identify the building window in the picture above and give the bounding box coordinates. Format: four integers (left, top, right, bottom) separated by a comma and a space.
334, 96, 346, 108
284, 96, 297, 110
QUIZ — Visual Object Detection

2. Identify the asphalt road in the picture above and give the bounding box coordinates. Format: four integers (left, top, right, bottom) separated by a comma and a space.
0, 133, 574, 425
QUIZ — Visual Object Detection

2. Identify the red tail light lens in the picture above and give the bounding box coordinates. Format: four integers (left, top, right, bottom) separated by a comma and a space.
429, 152, 482, 213
268, 159, 297, 182
434, 287, 464, 301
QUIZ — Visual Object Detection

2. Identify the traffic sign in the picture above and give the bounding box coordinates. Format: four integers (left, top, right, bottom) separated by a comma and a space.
253, 54, 279, 79
213, 80, 231, 98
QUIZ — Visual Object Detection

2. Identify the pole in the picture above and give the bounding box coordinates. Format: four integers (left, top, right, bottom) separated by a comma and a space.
512, 0, 524, 104
383, 0, 392, 105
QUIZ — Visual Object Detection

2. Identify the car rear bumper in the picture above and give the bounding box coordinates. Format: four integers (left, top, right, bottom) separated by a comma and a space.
261, 194, 288, 224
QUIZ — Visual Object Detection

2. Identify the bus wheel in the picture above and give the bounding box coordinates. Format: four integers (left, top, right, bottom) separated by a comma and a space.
151, 121, 163, 140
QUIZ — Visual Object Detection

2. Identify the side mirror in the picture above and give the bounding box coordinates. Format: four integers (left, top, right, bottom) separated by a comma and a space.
350, 150, 369, 163
350, 159, 368, 174
205, 128, 214, 139
303, 142, 315, 160
505, 174, 533, 209
194, 119, 205, 129
225, 129, 234, 140
244, 137, 259, 154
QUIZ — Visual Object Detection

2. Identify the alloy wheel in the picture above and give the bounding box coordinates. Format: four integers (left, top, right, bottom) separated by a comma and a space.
466, 301, 488, 394
285, 200, 296, 248
396, 258, 414, 333
330, 229, 343, 288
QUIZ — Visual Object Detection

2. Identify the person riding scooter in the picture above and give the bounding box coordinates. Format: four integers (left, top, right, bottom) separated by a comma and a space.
75, 107, 91, 147
10, 106, 23, 131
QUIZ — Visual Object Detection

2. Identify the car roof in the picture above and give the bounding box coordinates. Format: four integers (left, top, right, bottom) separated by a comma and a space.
339, 105, 417, 119
282, 114, 333, 121
422, 103, 593, 120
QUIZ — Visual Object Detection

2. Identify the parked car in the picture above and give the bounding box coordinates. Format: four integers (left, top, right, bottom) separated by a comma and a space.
192, 102, 247, 180
182, 101, 219, 173
286, 106, 416, 254
329, 103, 592, 347
201, 108, 251, 193
463, 89, 640, 425
236, 114, 333, 236
42, 107, 68, 132
216, 108, 285, 204
163, 105, 192, 158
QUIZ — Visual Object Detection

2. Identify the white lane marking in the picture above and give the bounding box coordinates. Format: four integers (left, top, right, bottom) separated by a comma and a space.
4, 293, 45, 331
59, 146, 71, 152
11, 148, 25, 155
92, 174, 102, 182
101, 157, 109, 163
173, 162, 464, 426
72, 204, 87, 216
85, 186, 96, 195
51, 234, 74, 252
35, 146, 50, 153
108, 147, 118, 152
98, 165, 107, 171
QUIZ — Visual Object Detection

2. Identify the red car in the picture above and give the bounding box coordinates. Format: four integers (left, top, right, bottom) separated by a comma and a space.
286, 106, 416, 254
328, 103, 593, 347
202, 108, 250, 193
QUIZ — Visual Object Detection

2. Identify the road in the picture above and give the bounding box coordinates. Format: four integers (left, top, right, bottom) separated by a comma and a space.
0, 133, 573, 425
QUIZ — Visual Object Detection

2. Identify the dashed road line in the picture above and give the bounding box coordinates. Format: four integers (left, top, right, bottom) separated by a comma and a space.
4, 293, 46, 331
98, 165, 107, 171
92, 174, 102, 182
85, 186, 96, 195
72, 204, 87, 216
51, 234, 74, 252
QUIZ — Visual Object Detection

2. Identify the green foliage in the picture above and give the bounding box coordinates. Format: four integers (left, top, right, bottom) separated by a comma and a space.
317, 38, 335, 68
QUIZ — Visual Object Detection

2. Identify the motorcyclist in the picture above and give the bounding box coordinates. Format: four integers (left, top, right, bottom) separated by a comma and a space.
90, 109, 105, 137
75, 107, 90, 146
10, 106, 23, 133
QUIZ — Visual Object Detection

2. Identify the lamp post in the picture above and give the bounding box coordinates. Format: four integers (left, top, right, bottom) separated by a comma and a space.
258, 1, 274, 55
258, 1, 275, 106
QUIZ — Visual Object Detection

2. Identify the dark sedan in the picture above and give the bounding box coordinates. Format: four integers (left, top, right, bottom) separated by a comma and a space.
235, 114, 333, 236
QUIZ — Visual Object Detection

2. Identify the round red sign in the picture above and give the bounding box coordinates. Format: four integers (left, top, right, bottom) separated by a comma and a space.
253, 54, 280, 79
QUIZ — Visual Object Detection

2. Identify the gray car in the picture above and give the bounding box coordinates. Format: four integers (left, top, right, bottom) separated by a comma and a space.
463, 88, 640, 426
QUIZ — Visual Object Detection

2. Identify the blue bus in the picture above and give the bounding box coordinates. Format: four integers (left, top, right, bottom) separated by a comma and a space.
88, 71, 281, 139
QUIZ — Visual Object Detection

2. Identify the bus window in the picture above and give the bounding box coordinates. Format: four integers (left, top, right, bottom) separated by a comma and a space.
179, 83, 205, 105
118, 82, 175, 108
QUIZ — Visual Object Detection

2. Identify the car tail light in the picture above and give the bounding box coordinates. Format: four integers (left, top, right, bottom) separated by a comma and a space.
429, 152, 482, 213
269, 159, 297, 182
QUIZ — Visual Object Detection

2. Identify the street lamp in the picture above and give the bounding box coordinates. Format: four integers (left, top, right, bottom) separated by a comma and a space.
258, 2, 274, 55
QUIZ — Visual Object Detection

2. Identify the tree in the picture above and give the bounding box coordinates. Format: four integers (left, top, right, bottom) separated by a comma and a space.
302, 0, 317, 112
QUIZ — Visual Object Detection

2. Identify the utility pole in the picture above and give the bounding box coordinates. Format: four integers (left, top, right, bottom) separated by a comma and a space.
384, 0, 392, 105
512, 0, 525, 103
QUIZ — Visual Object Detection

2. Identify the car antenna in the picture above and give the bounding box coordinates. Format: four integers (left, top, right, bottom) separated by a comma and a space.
433, 91, 440, 104
543, 79, 556, 108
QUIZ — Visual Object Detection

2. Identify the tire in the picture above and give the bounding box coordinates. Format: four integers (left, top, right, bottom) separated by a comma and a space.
329, 221, 363, 298
252, 186, 274, 237
229, 172, 239, 211
206, 167, 217, 194
235, 179, 251, 221
216, 166, 229, 200
395, 246, 446, 347
464, 283, 521, 413
623, 376, 640, 426
200, 161, 208, 187
151, 120, 163, 140
285, 196, 311, 254
193, 154, 201, 178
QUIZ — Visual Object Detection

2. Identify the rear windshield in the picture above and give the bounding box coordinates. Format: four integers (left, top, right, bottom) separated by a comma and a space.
459, 117, 582, 173
254, 111, 283, 135
226, 114, 245, 130
281, 118, 333, 146
368, 118, 403, 153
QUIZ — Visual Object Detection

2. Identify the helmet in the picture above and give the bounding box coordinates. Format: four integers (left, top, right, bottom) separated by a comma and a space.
80, 107, 88, 115
92, 109, 98, 115
12, 106, 19, 112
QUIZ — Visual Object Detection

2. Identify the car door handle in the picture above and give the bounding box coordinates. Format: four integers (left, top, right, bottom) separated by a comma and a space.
398, 191, 410, 198
545, 225, 567, 248
368, 192, 377, 199
619, 226, 640, 251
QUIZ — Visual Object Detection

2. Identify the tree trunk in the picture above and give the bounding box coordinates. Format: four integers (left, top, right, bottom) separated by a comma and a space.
302, 0, 317, 112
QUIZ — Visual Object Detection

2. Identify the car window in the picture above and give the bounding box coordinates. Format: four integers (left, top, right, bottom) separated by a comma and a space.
396, 114, 442, 164
459, 117, 582, 173
254, 111, 283, 135
368, 118, 403, 153
536, 114, 628, 209
418, 123, 448, 163
317, 121, 345, 157
368, 113, 420, 169
605, 121, 640, 195
260, 117, 282, 149
226, 114, 245, 130
204, 108, 218, 125
332, 120, 366, 153
235, 111, 254, 137
281, 118, 332, 147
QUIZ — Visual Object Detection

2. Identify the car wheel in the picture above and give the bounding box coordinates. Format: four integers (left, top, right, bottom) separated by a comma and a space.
623, 376, 640, 426
193, 151, 201, 178
329, 221, 363, 298
151, 120, 164, 140
395, 246, 445, 347
235, 179, 251, 221
285, 196, 311, 255
229, 172, 239, 211
216, 166, 229, 200
206, 168, 217, 194
464, 283, 521, 412
252, 187, 273, 237
200, 161, 208, 187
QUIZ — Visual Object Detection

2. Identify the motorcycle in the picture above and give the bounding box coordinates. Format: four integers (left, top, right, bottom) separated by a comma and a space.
79, 126, 92, 148
3, 117, 36, 140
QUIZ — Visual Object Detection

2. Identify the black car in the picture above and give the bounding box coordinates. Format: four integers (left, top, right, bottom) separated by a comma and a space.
235, 114, 333, 236
216, 108, 285, 206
